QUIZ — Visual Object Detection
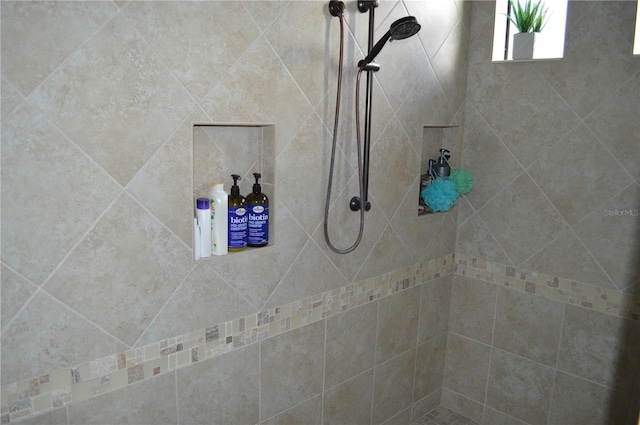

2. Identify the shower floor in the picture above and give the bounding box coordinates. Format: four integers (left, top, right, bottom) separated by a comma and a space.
413, 406, 478, 425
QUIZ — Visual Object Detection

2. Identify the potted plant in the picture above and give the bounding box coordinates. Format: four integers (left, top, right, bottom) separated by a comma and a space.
506, 0, 549, 59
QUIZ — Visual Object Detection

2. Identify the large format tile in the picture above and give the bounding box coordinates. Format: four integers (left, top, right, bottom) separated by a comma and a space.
443, 334, 490, 403
30, 15, 195, 186
573, 183, 640, 292
262, 395, 322, 425
266, 240, 348, 309
265, 1, 342, 108
439, 388, 484, 425
200, 36, 313, 156
1, 1, 117, 96
1, 76, 24, 117
123, 1, 260, 101
357, 223, 416, 282
558, 304, 640, 393
549, 371, 633, 425
127, 108, 208, 246
375, 285, 421, 364
417, 275, 451, 343
260, 320, 325, 420
493, 287, 564, 366
448, 275, 496, 345
455, 213, 511, 266
324, 302, 378, 389
585, 72, 640, 182
276, 113, 339, 236
1, 292, 127, 385
68, 372, 177, 425
535, 1, 639, 119
137, 263, 256, 347
486, 349, 555, 425
414, 333, 447, 401
44, 193, 193, 346
521, 227, 614, 290
177, 344, 259, 425
478, 173, 565, 266
484, 68, 578, 168
372, 349, 416, 425
12, 408, 68, 425
528, 123, 632, 226
206, 200, 309, 310
460, 120, 523, 212
1, 264, 37, 333
369, 116, 421, 222
1, 103, 121, 285
323, 371, 374, 425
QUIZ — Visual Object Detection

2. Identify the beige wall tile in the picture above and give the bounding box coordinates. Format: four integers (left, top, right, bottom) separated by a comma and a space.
0, 1, 117, 96
44, 193, 193, 346
122, 1, 260, 102
1, 292, 127, 385
486, 348, 555, 424
1, 103, 121, 285
260, 320, 325, 420
324, 302, 377, 389
177, 344, 259, 425
478, 174, 565, 266
493, 286, 564, 366
1, 265, 37, 333
67, 372, 176, 425
323, 371, 374, 425
439, 387, 484, 425
375, 286, 420, 364
261, 395, 322, 425
414, 333, 447, 401
418, 275, 451, 343
449, 275, 496, 345
137, 263, 256, 347
443, 334, 490, 403
372, 349, 416, 425
558, 304, 640, 393
549, 371, 633, 425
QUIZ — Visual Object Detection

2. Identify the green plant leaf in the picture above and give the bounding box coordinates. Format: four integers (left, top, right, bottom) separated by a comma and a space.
505, 0, 549, 33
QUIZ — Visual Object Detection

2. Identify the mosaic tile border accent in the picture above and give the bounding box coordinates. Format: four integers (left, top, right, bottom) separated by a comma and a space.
455, 254, 640, 321
3, 253, 637, 423
0, 254, 454, 423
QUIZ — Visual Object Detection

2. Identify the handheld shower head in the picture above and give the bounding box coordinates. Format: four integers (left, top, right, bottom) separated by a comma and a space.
390, 16, 421, 40
360, 16, 421, 67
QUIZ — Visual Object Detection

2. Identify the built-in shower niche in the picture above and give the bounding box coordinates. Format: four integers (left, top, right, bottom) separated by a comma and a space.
418, 125, 461, 216
193, 123, 275, 256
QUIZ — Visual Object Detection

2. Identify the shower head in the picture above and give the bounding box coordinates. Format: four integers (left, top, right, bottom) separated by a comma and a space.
360, 16, 421, 67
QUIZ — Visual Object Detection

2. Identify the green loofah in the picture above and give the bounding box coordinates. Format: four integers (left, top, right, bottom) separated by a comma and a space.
451, 169, 473, 195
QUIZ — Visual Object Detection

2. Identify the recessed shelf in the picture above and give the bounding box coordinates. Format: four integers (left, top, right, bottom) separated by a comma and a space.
418, 126, 461, 216
193, 123, 275, 257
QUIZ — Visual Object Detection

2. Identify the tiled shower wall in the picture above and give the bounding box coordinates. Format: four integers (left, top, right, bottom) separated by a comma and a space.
1, 0, 467, 424
2, 0, 639, 424
448, 1, 640, 424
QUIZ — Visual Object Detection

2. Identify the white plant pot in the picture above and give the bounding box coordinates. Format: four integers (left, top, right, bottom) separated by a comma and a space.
513, 32, 536, 60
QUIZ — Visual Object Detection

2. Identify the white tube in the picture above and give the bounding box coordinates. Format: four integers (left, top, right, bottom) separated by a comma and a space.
196, 198, 212, 258
194, 218, 201, 261
209, 183, 228, 256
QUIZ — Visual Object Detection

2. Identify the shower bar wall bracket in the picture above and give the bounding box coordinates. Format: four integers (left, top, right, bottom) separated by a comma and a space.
357, 0, 379, 13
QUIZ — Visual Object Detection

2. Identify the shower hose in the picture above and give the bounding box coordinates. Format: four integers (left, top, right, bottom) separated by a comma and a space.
324, 9, 367, 254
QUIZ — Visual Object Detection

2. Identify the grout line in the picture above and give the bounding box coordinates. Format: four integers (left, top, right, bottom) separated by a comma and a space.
3, 252, 637, 424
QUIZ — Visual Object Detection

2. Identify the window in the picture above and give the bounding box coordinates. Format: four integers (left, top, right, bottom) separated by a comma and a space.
492, 0, 568, 61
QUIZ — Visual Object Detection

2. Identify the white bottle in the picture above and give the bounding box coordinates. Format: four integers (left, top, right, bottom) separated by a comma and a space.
195, 198, 212, 258
209, 183, 228, 256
